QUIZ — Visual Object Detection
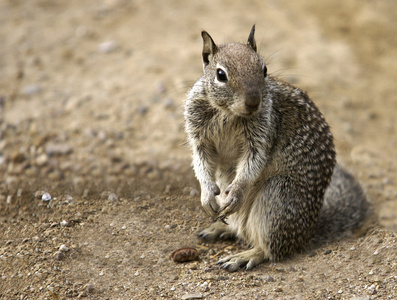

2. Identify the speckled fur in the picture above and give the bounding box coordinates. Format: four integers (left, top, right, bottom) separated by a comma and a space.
184, 26, 370, 271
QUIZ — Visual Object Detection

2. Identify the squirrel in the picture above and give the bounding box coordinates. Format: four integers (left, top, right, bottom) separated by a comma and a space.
184, 25, 371, 272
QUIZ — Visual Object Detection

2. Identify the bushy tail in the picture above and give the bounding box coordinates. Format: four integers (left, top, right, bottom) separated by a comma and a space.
312, 164, 373, 244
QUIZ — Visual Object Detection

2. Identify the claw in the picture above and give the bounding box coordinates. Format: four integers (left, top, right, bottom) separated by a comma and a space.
215, 215, 228, 225
197, 232, 206, 239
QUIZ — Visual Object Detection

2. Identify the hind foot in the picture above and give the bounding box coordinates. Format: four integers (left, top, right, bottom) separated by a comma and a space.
198, 221, 236, 242
217, 248, 265, 272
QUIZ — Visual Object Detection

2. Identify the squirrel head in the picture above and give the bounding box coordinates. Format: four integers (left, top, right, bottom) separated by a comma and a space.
200, 25, 268, 117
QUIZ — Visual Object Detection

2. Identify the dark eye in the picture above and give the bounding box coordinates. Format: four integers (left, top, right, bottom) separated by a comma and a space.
216, 68, 228, 82
263, 65, 267, 77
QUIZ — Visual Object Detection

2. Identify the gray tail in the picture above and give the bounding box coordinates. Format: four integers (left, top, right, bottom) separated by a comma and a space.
312, 164, 373, 244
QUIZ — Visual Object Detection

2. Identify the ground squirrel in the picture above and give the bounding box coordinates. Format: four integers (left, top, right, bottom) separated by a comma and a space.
184, 25, 371, 271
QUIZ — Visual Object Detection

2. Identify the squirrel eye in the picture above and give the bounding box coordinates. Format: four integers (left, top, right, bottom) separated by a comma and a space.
216, 68, 228, 83
263, 65, 267, 77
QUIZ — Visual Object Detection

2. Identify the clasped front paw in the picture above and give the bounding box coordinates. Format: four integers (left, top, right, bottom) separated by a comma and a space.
201, 182, 220, 218
218, 183, 243, 218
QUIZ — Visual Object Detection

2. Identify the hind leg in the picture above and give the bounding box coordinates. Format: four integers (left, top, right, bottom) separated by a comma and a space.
198, 221, 236, 242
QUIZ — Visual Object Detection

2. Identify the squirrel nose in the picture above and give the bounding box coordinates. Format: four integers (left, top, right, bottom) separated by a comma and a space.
244, 89, 261, 112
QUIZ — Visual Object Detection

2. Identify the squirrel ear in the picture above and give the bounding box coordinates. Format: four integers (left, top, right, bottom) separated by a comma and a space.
201, 31, 218, 68
247, 25, 257, 52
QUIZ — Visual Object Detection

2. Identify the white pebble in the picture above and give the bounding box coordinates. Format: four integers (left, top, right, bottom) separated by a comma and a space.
108, 193, 118, 202
60, 220, 68, 227
134, 271, 139, 276
59, 244, 69, 252
97, 40, 117, 53
42, 193, 51, 202
373, 250, 379, 255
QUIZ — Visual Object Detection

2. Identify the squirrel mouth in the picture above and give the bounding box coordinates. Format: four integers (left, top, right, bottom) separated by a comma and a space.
239, 110, 257, 117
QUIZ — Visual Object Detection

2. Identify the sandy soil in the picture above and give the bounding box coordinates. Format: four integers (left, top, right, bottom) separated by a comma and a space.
1, 0, 396, 299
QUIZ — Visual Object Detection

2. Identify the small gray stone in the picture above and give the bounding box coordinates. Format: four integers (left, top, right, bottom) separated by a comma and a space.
181, 294, 203, 300
42, 193, 51, 202
45, 144, 72, 156
108, 193, 118, 202
86, 283, 94, 293
55, 251, 65, 260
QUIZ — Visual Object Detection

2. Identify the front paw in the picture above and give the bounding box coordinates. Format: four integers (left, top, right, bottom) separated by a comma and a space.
201, 182, 221, 218
218, 183, 244, 218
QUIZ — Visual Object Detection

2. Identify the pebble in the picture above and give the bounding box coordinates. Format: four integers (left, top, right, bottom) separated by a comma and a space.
97, 40, 117, 53
164, 184, 171, 194
200, 282, 209, 292
108, 193, 118, 202
86, 284, 94, 293
36, 153, 48, 166
55, 251, 65, 260
181, 294, 203, 300
324, 249, 332, 255
45, 143, 72, 156
59, 244, 69, 252
171, 247, 199, 262
60, 220, 68, 227
42, 192, 52, 202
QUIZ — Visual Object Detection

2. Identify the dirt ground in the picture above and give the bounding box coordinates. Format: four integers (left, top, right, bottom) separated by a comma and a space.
1, 0, 396, 299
